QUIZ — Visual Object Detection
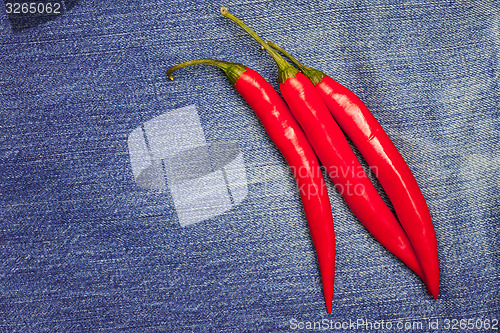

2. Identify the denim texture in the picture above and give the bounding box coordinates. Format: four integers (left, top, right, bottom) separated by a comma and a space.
0, 0, 499, 332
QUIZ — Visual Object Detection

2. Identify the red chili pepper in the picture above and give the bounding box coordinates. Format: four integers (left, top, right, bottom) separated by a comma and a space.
267, 42, 440, 299
167, 59, 336, 313
221, 7, 425, 283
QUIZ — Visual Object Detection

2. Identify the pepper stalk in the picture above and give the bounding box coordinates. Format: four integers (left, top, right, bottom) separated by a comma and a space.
265, 41, 327, 86
220, 6, 298, 83
167, 58, 247, 85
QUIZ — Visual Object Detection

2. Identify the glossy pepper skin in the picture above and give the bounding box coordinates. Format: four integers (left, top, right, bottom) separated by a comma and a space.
280, 72, 423, 280
268, 42, 439, 299
167, 60, 336, 313
221, 7, 425, 282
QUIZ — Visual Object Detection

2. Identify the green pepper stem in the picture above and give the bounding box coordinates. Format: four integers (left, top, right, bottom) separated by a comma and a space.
220, 6, 297, 83
266, 41, 309, 72
266, 41, 326, 86
166, 58, 246, 85
167, 59, 232, 80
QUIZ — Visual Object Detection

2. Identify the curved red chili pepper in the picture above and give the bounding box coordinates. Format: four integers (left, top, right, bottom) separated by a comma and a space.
167, 59, 336, 313
267, 42, 440, 299
221, 8, 425, 283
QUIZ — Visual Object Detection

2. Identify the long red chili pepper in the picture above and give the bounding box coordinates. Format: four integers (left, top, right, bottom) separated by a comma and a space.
267, 42, 440, 299
221, 7, 425, 283
167, 59, 336, 313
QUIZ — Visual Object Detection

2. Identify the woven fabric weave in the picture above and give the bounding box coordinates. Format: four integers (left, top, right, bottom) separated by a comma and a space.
0, 0, 498, 331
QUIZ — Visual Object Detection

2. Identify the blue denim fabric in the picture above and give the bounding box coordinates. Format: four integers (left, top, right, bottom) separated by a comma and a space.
0, 0, 499, 331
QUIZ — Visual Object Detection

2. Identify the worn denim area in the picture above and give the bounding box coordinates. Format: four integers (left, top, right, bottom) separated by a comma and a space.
0, 0, 499, 331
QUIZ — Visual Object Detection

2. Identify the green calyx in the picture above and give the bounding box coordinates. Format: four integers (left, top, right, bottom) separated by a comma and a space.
279, 65, 300, 83
221, 6, 298, 84
300, 67, 326, 86
266, 41, 326, 86
166, 58, 247, 85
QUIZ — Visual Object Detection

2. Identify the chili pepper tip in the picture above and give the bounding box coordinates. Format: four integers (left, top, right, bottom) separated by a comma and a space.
326, 302, 332, 314
220, 6, 228, 15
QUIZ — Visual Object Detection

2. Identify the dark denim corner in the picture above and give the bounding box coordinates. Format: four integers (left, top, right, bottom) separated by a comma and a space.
0, 0, 499, 332
4, 0, 78, 32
